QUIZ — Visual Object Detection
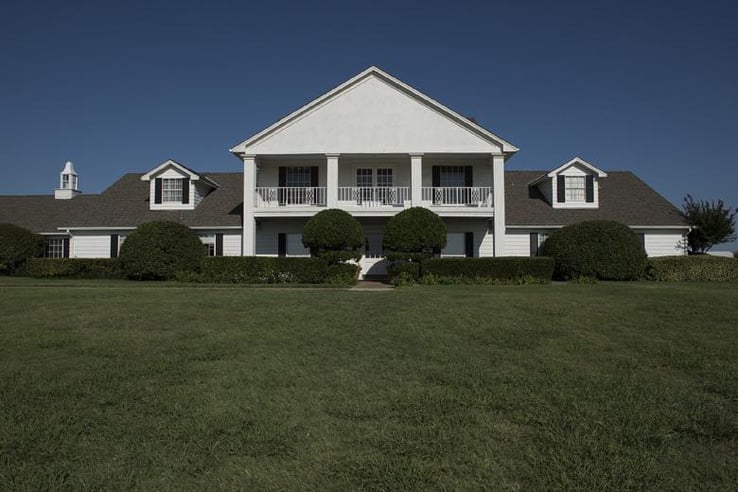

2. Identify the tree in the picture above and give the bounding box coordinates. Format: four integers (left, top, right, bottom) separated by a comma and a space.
0, 223, 43, 274
540, 220, 647, 280
119, 221, 205, 280
680, 195, 737, 254
383, 207, 446, 261
302, 209, 363, 263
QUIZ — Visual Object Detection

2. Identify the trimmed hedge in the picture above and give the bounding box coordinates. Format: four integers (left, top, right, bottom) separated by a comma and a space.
302, 209, 363, 263
421, 257, 555, 284
646, 255, 738, 281
191, 257, 359, 285
387, 261, 421, 286
383, 207, 446, 261
23, 258, 124, 279
540, 220, 647, 280
119, 221, 205, 280
0, 223, 43, 274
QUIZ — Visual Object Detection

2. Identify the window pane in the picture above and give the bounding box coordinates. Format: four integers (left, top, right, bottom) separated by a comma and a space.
162, 178, 183, 202
439, 166, 465, 187
376, 168, 393, 187
44, 238, 64, 258
356, 168, 373, 187
565, 176, 586, 202
285, 167, 312, 188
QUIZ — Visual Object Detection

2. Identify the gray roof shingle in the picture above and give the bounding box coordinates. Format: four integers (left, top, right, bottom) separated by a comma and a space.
0, 173, 243, 233
506, 171, 687, 227
0, 170, 687, 233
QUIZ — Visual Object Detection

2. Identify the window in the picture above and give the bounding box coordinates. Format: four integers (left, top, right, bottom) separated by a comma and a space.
285, 167, 313, 188
439, 166, 465, 187
162, 178, 183, 203
62, 175, 70, 189
201, 235, 216, 256
530, 232, 549, 256
355, 168, 394, 204
44, 238, 65, 258
565, 176, 586, 202
200, 234, 223, 256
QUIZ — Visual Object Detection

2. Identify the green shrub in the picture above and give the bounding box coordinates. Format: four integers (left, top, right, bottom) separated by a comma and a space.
540, 220, 647, 280
646, 255, 738, 281
193, 256, 358, 285
302, 209, 363, 263
24, 258, 124, 279
119, 221, 205, 280
421, 257, 554, 284
387, 261, 421, 286
383, 207, 446, 261
0, 223, 43, 274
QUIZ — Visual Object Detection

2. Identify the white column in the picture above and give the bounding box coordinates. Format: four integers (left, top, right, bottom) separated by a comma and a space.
492, 154, 506, 256
410, 153, 423, 207
242, 155, 257, 256
326, 154, 339, 208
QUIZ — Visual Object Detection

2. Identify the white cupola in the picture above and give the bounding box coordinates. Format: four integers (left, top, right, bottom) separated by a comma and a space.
55, 161, 81, 199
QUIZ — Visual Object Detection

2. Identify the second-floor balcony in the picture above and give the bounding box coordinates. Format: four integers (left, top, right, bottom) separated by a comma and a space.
254, 186, 493, 210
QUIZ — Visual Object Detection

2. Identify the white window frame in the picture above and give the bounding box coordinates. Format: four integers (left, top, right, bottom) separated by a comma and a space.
162, 178, 184, 203
200, 234, 216, 256
565, 175, 586, 203
44, 238, 64, 258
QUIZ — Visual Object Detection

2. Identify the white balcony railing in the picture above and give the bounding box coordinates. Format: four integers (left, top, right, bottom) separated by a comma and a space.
255, 187, 326, 207
422, 187, 493, 207
337, 187, 410, 207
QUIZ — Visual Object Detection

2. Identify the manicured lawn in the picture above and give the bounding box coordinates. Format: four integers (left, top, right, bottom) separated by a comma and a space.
1, 278, 737, 490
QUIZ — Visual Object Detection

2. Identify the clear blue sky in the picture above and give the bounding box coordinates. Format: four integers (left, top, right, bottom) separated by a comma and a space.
2, 0, 737, 249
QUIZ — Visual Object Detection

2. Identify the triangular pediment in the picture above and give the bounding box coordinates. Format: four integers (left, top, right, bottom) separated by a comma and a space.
230, 67, 518, 156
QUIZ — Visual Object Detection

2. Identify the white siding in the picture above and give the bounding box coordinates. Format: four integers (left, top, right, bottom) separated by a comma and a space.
641, 230, 687, 257
193, 181, 211, 208
255, 219, 309, 256
72, 234, 112, 258
222, 233, 242, 256
505, 231, 533, 257
443, 218, 491, 257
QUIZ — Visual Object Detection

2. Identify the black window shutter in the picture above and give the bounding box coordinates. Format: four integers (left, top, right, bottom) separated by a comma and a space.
182, 178, 190, 204
465, 232, 474, 258
62, 238, 70, 258
310, 167, 319, 188
464, 166, 474, 187
215, 233, 223, 256
585, 175, 594, 202
556, 175, 566, 203
278, 233, 287, 257
110, 234, 119, 258
530, 232, 539, 256
154, 178, 163, 204
432, 166, 440, 187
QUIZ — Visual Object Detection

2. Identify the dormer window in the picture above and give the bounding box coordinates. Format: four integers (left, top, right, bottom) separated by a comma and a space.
162, 178, 184, 203
142, 159, 219, 211
557, 175, 594, 204
529, 157, 606, 210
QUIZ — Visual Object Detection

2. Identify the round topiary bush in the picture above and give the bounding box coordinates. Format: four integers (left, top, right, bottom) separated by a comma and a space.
302, 209, 363, 263
0, 223, 43, 274
383, 207, 447, 261
119, 221, 205, 280
540, 220, 647, 280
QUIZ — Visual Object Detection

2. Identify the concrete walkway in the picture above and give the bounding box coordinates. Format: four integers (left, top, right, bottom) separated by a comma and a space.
351, 280, 394, 291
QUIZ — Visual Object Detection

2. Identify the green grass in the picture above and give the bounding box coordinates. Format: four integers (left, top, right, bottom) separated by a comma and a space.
1, 278, 737, 490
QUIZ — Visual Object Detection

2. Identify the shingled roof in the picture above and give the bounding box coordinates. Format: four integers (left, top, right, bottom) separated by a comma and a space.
506, 171, 687, 227
1, 170, 687, 233
0, 173, 243, 233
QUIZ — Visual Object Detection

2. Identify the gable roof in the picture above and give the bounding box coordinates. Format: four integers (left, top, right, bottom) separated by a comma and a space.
529, 157, 608, 185
140, 159, 220, 188
230, 66, 519, 156
0, 173, 243, 233
507, 170, 688, 227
